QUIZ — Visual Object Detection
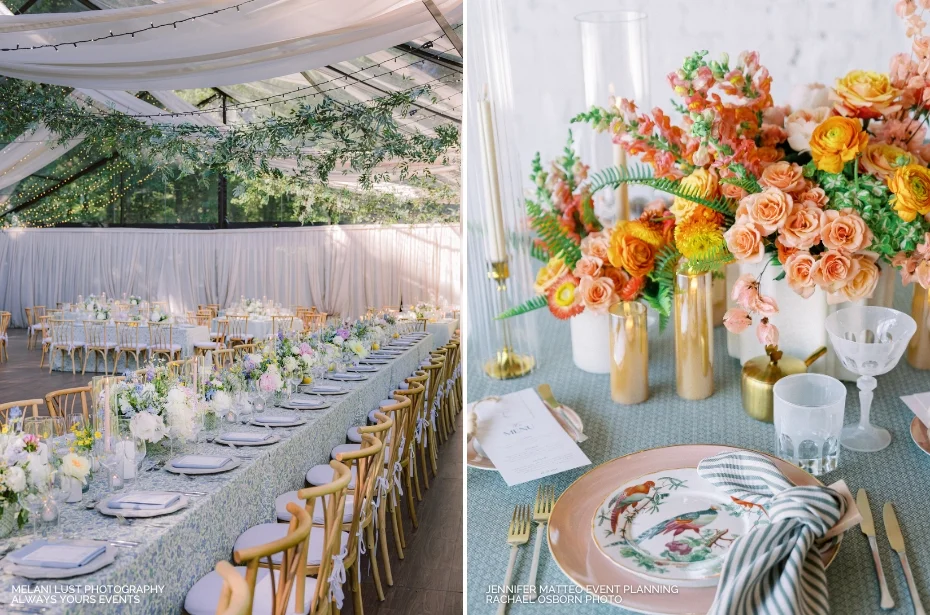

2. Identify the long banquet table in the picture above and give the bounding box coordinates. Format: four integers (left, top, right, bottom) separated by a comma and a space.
3, 334, 434, 614
466, 285, 930, 614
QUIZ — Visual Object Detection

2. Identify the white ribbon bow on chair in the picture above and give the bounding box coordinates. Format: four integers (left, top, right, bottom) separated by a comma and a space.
328, 547, 348, 609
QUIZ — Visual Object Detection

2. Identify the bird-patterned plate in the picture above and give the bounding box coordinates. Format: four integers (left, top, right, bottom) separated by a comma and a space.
592, 467, 769, 587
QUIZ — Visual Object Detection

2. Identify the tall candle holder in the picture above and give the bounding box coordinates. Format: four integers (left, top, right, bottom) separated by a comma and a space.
485, 260, 535, 379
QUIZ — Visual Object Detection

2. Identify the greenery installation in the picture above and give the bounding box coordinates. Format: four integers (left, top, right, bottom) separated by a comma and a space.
0, 76, 460, 226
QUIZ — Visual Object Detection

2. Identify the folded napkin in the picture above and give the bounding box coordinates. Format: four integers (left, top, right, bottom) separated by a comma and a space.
9, 541, 106, 569
312, 385, 342, 393
173, 455, 232, 469
348, 366, 377, 372
332, 372, 364, 380
697, 451, 846, 615
287, 398, 324, 408
221, 432, 272, 443
108, 492, 180, 510
253, 415, 298, 424
901, 392, 930, 427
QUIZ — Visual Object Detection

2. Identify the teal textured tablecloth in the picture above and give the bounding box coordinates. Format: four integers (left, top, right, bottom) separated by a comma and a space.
466, 286, 930, 614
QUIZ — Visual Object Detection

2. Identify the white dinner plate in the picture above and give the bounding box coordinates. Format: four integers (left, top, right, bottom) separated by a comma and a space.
165, 457, 241, 475
214, 433, 280, 447
4, 542, 117, 579
299, 385, 348, 396
251, 416, 307, 428
326, 373, 368, 382
278, 400, 332, 411
96, 493, 189, 518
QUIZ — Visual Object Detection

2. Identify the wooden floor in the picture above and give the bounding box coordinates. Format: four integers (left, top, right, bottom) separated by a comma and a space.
1, 328, 90, 409
0, 326, 465, 614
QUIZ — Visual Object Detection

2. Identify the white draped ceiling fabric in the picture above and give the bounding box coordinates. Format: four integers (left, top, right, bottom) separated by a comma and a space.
0, 224, 461, 326
0, 0, 463, 89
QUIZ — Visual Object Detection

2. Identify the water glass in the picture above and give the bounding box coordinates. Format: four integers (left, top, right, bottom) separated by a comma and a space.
773, 373, 846, 475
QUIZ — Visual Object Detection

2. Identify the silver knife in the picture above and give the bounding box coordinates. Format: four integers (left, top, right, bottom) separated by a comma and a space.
884, 502, 926, 615
858, 490, 894, 609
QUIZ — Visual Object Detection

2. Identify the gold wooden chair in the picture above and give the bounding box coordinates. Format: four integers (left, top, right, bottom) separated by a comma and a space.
393, 380, 426, 532
149, 322, 181, 361
270, 316, 294, 339
167, 358, 193, 380
213, 561, 251, 615
82, 321, 116, 375
114, 321, 147, 372
48, 319, 82, 375
207, 304, 220, 315
420, 357, 446, 477
415, 317, 428, 332
0, 311, 9, 362
0, 400, 42, 427
401, 372, 430, 498
45, 386, 91, 423
150, 301, 169, 313
24, 306, 37, 350
37, 316, 51, 368
226, 315, 253, 348
211, 348, 236, 370
195, 310, 214, 328
195, 319, 227, 356
234, 343, 258, 359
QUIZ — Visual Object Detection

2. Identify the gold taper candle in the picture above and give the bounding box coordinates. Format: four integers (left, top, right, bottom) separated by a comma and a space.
907, 285, 930, 370
609, 302, 648, 404
674, 266, 714, 400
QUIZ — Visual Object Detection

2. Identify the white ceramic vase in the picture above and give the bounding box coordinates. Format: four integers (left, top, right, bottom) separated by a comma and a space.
570, 310, 611, 374
64, 476, 84, 503
726, 262, 896, 380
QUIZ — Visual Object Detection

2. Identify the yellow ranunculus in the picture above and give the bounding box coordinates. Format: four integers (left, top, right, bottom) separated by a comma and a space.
832, 70, 901, 119
533, 256, 569, 294
810, 116, 868, 173
671, 168, 719, 221
888, 164, 930, 222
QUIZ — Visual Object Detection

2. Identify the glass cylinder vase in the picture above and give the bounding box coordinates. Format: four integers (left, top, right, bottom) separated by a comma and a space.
674, 266, 714, 400
609, 302, 649, 404
907, 285, 930, 370
576, 10, 650, 222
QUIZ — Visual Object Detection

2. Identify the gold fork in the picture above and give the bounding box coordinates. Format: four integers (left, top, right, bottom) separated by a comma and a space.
527, 485, 555, 601
498, 504, 531, 615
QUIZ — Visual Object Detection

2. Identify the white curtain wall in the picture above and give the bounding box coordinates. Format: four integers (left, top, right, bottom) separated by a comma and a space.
0, 224, 461, 327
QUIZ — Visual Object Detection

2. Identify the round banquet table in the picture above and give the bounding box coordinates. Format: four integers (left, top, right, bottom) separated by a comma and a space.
0, 334, 435, 614
466, 283, 930, 614
50, 323, 209, 372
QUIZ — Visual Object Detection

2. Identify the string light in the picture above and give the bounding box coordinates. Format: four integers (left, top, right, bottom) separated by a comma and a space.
0, 0, 261, 52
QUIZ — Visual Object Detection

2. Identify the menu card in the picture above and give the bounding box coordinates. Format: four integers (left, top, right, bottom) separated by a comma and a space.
901, 392, 930, 427
470, 389, 590, 486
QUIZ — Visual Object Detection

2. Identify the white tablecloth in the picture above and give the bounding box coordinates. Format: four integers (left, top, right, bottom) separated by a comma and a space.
427, 319, 458, 349
51, 324, 209, 372
211, 316, 301, 341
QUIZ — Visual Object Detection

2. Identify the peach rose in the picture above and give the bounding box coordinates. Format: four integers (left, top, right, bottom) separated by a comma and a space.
832, 253, 880, 303
780, 203, 824, 250
601, 266, 629, 291
759, 161, 806, 193
859, 143, 916, 179
573, 256, 603, 279
795, 186, 829, 208
579, 276, 617, 315
820, 208, 873, 252
724, 221, 766, 264
670, 168, 719, 221
756, 319, 780, 346
811, 249, 860, 292
785, 107, 831, 153
784, 251, 817, 298
723, 308, 752, 334
534, 257, 569, 294
832, 70, 902, 119
736, 188, 793, 234
720, 181, 748, 200
581, 232, 611, 262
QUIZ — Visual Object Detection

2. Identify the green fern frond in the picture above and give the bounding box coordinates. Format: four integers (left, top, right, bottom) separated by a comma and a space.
682, 249, 734, 274
589, 165, 736, 221
526, 199, 583, 265
720, 176, 762, 195
651, 244, 681, 284
642, 281, 673, 331
496, 295, 547, 320
530, 243, 549, 262
580, 194, 602, 232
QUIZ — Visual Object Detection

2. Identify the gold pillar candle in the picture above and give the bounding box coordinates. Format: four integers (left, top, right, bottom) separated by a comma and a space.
712, 275, 727, 326
609, 302, 649, 404
907, 285, 930, 370
674, 267, 714, 400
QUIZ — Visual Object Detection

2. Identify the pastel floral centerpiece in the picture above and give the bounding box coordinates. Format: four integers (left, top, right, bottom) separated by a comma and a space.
128, 295, 142, 306
149, 308, 170, 323
113, 366, 205, 443
0, 431, 50, 531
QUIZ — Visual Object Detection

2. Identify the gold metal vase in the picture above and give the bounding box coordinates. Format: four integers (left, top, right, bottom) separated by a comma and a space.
674, 266, 714, 400
608, 302, 649, 404
907, 285, 930, 370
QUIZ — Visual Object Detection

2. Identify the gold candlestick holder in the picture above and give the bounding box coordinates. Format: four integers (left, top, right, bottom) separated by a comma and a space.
484, 259, 536, 379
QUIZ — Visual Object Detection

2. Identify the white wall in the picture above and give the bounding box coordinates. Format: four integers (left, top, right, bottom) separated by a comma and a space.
477, 0, 908, 189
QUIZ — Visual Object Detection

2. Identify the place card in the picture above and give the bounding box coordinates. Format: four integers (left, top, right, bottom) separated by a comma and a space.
470, 389, 590, 487
901, 392, 930, 427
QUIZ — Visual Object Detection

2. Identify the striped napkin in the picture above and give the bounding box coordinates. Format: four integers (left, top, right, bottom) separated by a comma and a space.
697, 451, 846, 615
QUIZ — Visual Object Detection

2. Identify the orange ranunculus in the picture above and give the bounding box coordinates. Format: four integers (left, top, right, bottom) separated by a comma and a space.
888, 163, 930, 222
608, 231, 656, 277
832, 70, 901, 119
810, 116, 869, 173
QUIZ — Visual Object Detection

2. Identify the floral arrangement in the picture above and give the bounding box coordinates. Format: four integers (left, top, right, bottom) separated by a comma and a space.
0, 431, 50, 528
500, 134, 681, 326
68, 421, 100, 454
241, 349, 285, 393
565, 5, 930, 342
149, 308, 170, 323
241, 298, 266, 316
128, 295, 142, 306
114, 366, 203, 443
413, 302, 437, 319
203, 376, 234, 418
271, 331, 316, 380
58, 452, 92, 486
93, 307, 110, 321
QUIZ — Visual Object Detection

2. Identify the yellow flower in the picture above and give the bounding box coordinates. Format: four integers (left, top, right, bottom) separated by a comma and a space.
2, 425, 8, 434
534, 256, 569, 294
371, 342, 380, 351
810, 116, 868, 173
675, 218, 727, 262
94, 431, 102, 439
832, 70, 901, 119
888, 164, 930, 222
671, 169, 719, 221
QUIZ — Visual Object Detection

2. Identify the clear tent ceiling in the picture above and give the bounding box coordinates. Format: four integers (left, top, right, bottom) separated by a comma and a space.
0, 0, 462, 211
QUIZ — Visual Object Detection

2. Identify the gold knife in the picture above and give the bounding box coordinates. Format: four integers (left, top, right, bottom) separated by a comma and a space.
884, 502, 926, 615
858, 490, 894, 609
536, 384, 587, 442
